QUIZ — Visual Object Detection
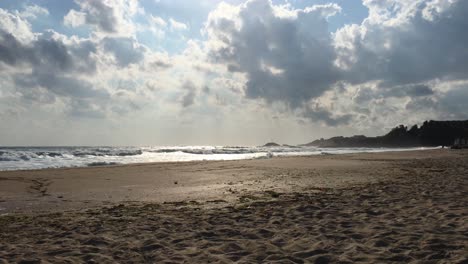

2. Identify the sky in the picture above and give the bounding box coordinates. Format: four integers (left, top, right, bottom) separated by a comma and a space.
0, 0, 467, 146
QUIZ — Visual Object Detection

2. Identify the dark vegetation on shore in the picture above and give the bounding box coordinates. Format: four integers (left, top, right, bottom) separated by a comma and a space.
306, 120, 468, 148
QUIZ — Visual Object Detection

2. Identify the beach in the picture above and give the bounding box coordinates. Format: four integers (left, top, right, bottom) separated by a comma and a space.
0, 149, 467, 263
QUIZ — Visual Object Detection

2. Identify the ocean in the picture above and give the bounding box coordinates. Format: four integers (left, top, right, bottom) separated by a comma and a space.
0, 146, 440, 171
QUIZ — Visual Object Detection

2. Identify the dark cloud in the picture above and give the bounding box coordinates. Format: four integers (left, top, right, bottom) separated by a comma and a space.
181, 81, 197, 107
382, 84, 435, 99
34, 38, 73, 70
302, 106, 352, 126
0, 29, 96, 73
0, 31, 32, 65
207, 0, 341, 109
353, 83, 434, 105
103, 37, 145, 67
437, 85, 468, 120
207, 0, 468, 126
0, 28, 105, 115
149, 60, 172, 70
405, 97, 436, 112
81, 0, 118, 33
64, 0, 137, 36
406, 85, 434, 97
405, 84, 468, 120
67, 39, 98, 73
14, 72, 108, 99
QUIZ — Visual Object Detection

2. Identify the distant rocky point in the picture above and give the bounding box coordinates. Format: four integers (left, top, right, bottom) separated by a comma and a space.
305, 120, 468, 148
263, 142, 281, 147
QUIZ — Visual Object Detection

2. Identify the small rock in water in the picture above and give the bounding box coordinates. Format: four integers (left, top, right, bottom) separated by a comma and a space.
174, 181, 178, 185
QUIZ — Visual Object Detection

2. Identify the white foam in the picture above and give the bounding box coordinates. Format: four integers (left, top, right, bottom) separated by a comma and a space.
0, 146, 441, 171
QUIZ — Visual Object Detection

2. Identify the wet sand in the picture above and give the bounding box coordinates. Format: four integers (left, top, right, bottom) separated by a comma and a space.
0, 149, 467, 263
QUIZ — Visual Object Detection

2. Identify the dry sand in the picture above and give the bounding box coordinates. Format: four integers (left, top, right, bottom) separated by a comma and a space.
0, 149, 467, 263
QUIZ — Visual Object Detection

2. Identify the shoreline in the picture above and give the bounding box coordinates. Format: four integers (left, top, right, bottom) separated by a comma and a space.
1, 149, 467, 263
0, 149, 462, 213
0, 146, 442, 173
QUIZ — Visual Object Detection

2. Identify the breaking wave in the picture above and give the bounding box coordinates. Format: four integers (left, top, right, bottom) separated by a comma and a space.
0, 145, 439, 171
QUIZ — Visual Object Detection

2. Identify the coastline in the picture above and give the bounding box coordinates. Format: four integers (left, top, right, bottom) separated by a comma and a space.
1, 149, 467, 263
0, 149, 452, 213
0, 145, 441, 171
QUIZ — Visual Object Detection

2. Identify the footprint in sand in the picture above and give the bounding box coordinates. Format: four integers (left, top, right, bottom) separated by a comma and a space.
27, 178, 52, 197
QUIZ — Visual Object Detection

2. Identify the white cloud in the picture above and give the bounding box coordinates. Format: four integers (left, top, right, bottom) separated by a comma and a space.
0, 8, 35, 43
63, 0, 140, 37
169, 18, 188, 31
2, 0, 468, 145
64, 9, 86, 28
142, 14, 167, 38
202, 0, 468, 127
335, 0, 468, 85
305, 3, 342, 19
204, 0, 344, 125
150, 15, 167, 28
19, 4, 49, 20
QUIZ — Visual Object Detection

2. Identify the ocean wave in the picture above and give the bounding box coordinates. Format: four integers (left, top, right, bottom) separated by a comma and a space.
146, 147, 259, 155
35, 152, 63, 157
72, 148, 143, 157
181, 148, 257, 155
255, 152, 274, 159
87, 161, 120, 167
149, 149, 181, 153
0, 146, 440, 171
0, 151, 37, 161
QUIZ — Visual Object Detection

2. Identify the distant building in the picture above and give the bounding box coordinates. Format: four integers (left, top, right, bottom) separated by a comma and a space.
452, 137, 468, 149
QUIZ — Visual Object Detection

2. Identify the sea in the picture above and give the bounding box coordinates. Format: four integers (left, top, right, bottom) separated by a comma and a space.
0, 146, 440, 171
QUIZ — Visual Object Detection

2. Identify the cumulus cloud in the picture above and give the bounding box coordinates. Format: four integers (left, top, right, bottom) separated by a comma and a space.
169, 18, 188, 31
144, 14, 167, 37
0, 29, 97, 74
64, 0, 139, 36
332, 0, 468, 124
63, 10, 87, 28
0, 8, 35, 43
302, 105, 352, 126
2, 0, 468, 145
204, 0, 468, 126
65, 0, 117, 32
405, 85, 434, 97
15, 72, 108, 100
0, 7, 105, 119
0, 33, 105, 121
150, 15, 167, 28
102, 37, 145, 67
335, 0, 468, 86
206, 0, 341, 109
305, 3, 342, 18
203, 0, 350, 125
19, 4, 49, 20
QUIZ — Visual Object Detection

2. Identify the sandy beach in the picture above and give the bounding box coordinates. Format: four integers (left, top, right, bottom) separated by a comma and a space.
0, 149, 467, 263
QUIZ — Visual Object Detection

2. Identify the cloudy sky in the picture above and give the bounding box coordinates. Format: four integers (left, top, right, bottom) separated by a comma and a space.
0, 0, 467, 146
